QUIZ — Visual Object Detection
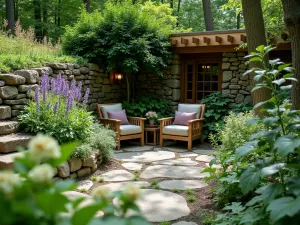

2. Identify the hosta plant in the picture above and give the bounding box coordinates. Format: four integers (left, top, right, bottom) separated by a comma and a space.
18, 74, 93, 143
209, 45, 300, 224
0, 134, 150, 225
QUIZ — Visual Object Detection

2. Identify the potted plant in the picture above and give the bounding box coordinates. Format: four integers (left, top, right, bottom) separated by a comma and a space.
145, 111, 158, 126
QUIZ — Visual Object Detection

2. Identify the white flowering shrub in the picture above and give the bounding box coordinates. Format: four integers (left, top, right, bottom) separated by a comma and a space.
0, 134, 149, 225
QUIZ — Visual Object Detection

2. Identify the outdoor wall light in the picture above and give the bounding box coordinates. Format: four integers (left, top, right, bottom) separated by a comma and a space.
115, 73, 123, 81
202, 65, 211, 69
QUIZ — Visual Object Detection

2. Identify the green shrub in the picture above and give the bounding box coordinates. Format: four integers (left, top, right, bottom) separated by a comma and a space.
0, 134, 149, 225
231, 102, 253, 114
123, 95, 170, 119
200, 92, 231, 139
19, 75, 93, 144
210, 45, 300, 224
71, 123, 116, 160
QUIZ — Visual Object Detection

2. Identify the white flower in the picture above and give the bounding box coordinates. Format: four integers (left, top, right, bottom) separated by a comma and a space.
28, 164, 55, 183
123, 184, 140, 201
28, 133, 61, 162
92, 186, 110, 200
0, 171, 22, 194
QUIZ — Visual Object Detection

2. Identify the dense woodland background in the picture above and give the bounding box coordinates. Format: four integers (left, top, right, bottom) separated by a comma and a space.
0, 0, 284, 41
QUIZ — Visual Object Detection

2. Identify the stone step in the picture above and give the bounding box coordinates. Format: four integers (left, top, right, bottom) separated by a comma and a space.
0, 121, 19, 135
0, 152, 24, 170
0, 133, 33, 153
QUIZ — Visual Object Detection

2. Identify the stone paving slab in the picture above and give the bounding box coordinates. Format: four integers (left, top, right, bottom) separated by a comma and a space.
134, 189, 190, 222
100, 181, 150, 192
193, 150, 214, 155
152, 158, 198, 166
163, 146, 188, 153
122, 145, 153, 152
195, 155, 214, 163
158, 180, 208, 190
140, 165, 209, 179
115, 151, 175, 163
172, 221, 198, 225
99, 170, 135, 182
77, 180, 94, 191
121, 162, 143, 171
179, 152, 199, 157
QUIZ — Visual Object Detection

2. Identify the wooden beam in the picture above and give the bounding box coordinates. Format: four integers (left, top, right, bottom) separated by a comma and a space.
203, 37, 210, 44
227, 35, 234, 43
215, 36, 222, 43
171, 39, 178, 46
240, 34, 247, 42
172, 45, 245, 54
181, 38, 188, 45
192, 37, 200, 45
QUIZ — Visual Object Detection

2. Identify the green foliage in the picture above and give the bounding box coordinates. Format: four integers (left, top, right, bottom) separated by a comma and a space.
184, 189, 193, 195
197, 209, 217, 225
123, 95, 170, 118
161, 221, 170, 225
19, 93, 93, 144
231, 102, 253, 114
209, 46, 300, 224
186, 195, 197, 202
0, 25, 79, 72
200, 92, 231, 139
0, 134, 149, 225
62, 1, 183, 76
72, 123, 116, 160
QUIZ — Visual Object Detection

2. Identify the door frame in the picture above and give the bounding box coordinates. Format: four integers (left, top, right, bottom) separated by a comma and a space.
180, 53, 223, 103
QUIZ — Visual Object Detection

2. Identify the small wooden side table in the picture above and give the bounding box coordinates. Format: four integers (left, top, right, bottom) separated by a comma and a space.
145, 126, 160, 146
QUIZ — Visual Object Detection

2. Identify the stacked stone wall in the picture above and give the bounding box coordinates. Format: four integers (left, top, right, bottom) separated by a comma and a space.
221, 52, 252, 108
0, 63, 125, 120
135, 54, 181, 114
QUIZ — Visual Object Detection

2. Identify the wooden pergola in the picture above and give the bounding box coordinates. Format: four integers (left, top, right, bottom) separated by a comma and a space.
170, 29, 290, 54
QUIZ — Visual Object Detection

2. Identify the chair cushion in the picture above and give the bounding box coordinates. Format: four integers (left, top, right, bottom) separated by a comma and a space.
163, 125, 189, 137
101, 103, 122, 119
107, 109, 129, 125
120, 125, 142, 136
173, 111, 196, 126
178, 104, 202, 119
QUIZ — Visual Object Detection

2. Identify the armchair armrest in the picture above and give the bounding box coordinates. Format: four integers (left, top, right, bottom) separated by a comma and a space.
99, 118, 121, 132
188, 119, 204, 136
127, 116, 146, 127
159, 117, 175, 129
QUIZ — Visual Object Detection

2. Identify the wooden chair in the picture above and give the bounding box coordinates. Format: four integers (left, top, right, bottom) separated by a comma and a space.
159, 104, 205, 151
97, 103, 145, 150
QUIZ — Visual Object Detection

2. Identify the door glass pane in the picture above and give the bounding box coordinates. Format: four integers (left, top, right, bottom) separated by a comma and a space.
204, 82, 210, 91
198, 82, 203, 90
187, 64, 193, 73
188, 73, 192, 81
187, 82, 192, 90
212, 73, 218, 81
187, 91, 192, 99
212, 82, 218, 91
204, 74, 210, 81
197, 92, 203, 100
198, 74, 203, 82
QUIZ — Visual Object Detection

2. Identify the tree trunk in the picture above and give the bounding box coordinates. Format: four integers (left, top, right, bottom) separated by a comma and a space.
237, 12, 241, 29
242, 0, 270, 111
170, 0, 173, 9
42, 1, 48, 37
57, 0, 61, 27
84, 0, 91, 12
282, 0, 300, 109
177, 0, 181, 13
14, 0, 18, 22
202, 0, 214, 31
5, 0, 15, 32
33, 0, 42, 40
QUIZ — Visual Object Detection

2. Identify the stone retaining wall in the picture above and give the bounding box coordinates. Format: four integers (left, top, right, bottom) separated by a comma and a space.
0, 63, 125, 119
55, 153, 102, 180
221, 52, 252, 108
135, 54, 181, 113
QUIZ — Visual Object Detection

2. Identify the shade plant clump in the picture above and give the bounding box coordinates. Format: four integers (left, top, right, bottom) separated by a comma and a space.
19, 74, 93, 144
0, 134, 150, 225
207, 45, 300, 224
200, 92, 231, 139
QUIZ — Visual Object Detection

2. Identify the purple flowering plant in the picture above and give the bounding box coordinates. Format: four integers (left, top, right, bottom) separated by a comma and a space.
18, 74, 93, 144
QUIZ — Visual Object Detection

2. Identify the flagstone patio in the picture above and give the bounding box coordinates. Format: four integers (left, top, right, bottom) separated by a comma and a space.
73, 141, 215, 224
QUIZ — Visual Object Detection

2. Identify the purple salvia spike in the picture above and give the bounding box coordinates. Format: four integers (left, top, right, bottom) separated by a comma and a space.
82, 88, 90, 106
76, 81, 82, 101
53, 101, 59, 114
